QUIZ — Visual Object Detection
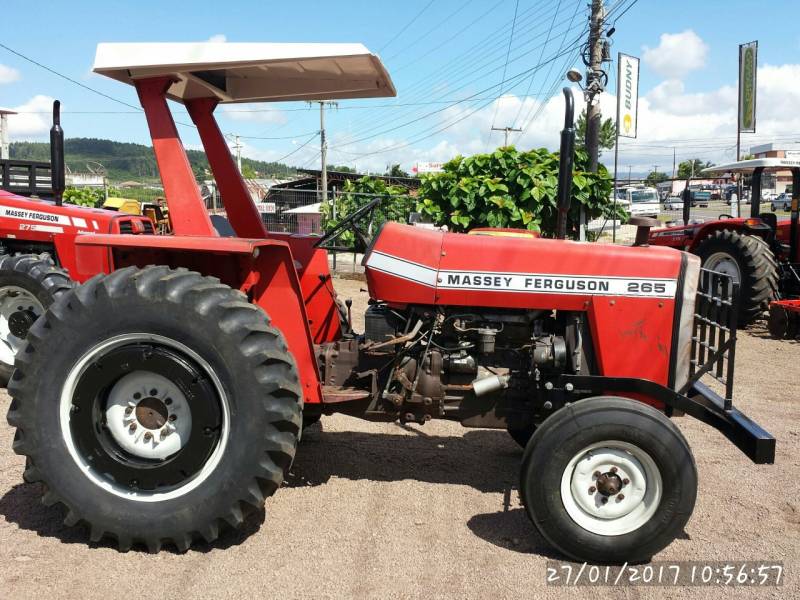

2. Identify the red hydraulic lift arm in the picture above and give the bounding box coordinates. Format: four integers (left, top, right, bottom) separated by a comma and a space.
186, 98, 269, 239
134, 77, 217, 237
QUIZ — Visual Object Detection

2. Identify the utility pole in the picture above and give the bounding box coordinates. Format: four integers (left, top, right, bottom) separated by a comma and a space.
491, 126, 522, 147
584, 0, 605, 173
231, 135, 243, 173
315, 101, 338, 202
0, 108, 16, 160
672, 148, 676, 179
627, 165, 632, 183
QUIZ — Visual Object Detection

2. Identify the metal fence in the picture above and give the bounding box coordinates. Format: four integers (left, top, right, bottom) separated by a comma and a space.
262, 188, 417, 236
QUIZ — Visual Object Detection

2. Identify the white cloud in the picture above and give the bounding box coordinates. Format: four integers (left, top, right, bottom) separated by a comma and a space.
6, 95, 56, 137
0, 64, 20, 84
642, 30, 709, 79
208, 34, 227, 43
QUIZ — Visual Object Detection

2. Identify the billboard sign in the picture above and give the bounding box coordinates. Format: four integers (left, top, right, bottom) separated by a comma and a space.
412, 161, 445, 174
739, 41, 758, 133
616, 53, 640, 139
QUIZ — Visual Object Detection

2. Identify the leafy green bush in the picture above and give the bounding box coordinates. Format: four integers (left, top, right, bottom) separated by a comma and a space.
320, 177, 415, 246
63, 186, 126, 208
417, 146, 622, 237
63, 187, 105, 208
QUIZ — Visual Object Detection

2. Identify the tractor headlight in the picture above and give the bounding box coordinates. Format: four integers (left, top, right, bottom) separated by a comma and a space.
673, 254, 701, 391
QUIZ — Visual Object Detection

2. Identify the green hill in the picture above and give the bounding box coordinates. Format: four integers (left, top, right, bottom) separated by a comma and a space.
9, 138, 298, 182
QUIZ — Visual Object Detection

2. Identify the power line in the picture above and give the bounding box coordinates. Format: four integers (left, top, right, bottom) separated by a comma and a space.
379, 0, 437, 52
271, 133, 320, 164
487, 0, 521, 149
0, 42, 141, 111
336, 16, 587, 148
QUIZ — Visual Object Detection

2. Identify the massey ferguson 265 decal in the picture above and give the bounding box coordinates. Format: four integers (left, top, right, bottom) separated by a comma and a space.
365, 251, 677, 299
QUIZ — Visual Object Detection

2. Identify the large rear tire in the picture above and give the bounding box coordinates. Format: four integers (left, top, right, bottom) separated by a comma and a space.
520, 397, 697, 564
695, 229, 777, 325
6, 266, 302, 551
0, 253, 74, 386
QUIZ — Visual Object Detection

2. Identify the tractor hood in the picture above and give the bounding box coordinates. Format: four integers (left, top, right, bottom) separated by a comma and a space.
364, 222, 686, 309
0, 189, 150, 234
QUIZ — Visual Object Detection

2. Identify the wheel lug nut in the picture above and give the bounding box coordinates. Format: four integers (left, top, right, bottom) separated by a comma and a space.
617, 493, 625, 501
601, 497, 608, 504
588, 486, 596, 494
622, 478, 630, 485
593, 471, 601, 478
610, 466, 618, 473
168, 414, 177, 422
128, 423, 137, 432
165, 398, 172, 406
143, 432, 152, 442
150, 389, 157, 396
125, 407, 133, 415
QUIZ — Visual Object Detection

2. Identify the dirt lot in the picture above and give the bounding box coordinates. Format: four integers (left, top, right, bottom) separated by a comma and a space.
0, 276, 798, 599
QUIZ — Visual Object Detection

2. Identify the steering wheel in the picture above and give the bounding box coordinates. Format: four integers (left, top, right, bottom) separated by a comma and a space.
313, 197, 382, 250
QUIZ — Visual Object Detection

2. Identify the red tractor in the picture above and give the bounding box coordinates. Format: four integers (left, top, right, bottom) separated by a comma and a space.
649, 159, 800, 332
0, 103, 155, 384
6, 43, 775, 563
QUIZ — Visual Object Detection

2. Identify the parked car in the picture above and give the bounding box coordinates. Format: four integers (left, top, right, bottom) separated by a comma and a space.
771, 193, 792, 212
663, 195, 684, 211
688, 187, 711, 207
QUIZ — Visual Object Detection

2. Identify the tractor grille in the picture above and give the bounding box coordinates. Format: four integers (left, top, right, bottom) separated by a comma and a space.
683, 268, 739, 407
117, 219, 155, 234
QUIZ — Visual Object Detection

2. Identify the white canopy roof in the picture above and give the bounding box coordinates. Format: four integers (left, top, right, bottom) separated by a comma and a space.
702, 158, 800, 174
93, 42, 396, 104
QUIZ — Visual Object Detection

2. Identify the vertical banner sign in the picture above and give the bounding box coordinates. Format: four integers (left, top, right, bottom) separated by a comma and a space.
738, 41, 758, 133
616, 53, 640, 139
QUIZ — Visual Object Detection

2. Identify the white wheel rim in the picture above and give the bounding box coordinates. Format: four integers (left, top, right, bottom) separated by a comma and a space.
104, 371, 193, 460
704, 252, 741, 284
560, 440, 662, 536
0, 285, 44, 367
60, 333, 230, 503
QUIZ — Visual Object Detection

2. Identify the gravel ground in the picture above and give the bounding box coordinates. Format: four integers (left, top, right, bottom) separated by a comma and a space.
0, 276, 797, 599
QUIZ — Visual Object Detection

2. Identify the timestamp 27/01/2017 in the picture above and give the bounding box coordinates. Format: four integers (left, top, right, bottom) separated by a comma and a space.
545, 561, 784, 586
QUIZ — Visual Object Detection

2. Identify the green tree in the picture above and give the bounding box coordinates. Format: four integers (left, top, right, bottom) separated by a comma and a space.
330, 164, 355, 173
576, 110, 616, 151
386, 164, 409, 177
645, 171, 668, 185
416, 146, 620, 238
677, 159, 713, 180
241, 164, 257, 179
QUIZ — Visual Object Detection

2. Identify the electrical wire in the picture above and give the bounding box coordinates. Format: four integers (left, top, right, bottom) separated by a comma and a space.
486, 0, 521, 149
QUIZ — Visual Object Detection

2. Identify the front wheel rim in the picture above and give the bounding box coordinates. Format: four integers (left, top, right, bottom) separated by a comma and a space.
60, 333, 230, 503
0, 285, 44, 368
560, 440, 662, 536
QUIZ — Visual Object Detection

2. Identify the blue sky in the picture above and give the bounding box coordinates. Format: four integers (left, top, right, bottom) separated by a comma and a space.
1, 0, 799, 175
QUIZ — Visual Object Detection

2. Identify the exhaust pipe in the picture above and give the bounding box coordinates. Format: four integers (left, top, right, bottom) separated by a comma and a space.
555, 87, 576, 240
50, 101, 65, 206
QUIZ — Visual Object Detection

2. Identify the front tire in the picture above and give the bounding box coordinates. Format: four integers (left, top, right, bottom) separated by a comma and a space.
6, 266, 302, 551
695, 229, 777, 325
0, 253, 74, 386
520, 397, 697, 563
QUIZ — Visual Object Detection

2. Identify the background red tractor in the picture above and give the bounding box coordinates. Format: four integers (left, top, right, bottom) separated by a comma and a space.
6, 42, 774, 564
649, 159, 800, 333
0, 103, 155, 384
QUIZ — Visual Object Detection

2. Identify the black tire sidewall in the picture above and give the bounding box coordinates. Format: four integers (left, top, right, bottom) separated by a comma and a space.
521, 398, 697, 563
